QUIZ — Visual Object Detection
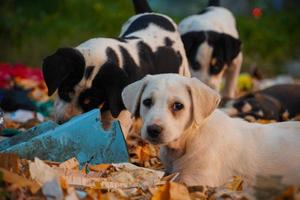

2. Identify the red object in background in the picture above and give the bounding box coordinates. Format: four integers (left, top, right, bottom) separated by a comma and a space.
0, 63, 13, 88
0, 63, 43, 89
11, 63, 43, 82
252, 7, 263, 19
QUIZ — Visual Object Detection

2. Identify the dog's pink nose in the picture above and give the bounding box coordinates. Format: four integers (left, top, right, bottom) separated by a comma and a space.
147, 124, 163, 138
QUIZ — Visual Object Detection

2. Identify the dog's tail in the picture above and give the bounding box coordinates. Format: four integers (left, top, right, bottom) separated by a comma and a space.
133, 0, 153, 14
208, 0, 220, 6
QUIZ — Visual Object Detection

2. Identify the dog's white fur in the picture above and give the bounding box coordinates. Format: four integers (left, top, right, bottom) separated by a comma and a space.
122, 74, 300, 186
179, 7, 238, 37
179, 7, 242, 98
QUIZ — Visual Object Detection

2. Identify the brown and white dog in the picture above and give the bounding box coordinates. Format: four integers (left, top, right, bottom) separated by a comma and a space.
42, 0, 190, 136
122, 74, 300, 187
179, 0, 242, 99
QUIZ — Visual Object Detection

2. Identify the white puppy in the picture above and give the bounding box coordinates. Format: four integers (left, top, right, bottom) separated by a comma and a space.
122, 74, 300, 187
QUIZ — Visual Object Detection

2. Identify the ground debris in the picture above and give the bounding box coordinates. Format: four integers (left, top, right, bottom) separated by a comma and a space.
0, 154, 299, 199
1, 65, 300, 199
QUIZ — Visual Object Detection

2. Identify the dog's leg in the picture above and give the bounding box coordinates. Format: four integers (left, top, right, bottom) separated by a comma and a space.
117, 110, 133, 139
101, 110, 133, 139
101, 111, 114, 130
222, 52, 243, 99
176, 170, 222, 187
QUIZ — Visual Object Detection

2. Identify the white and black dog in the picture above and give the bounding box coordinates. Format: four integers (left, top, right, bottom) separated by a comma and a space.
179, 0, 242, 99
42, 0, 190, 134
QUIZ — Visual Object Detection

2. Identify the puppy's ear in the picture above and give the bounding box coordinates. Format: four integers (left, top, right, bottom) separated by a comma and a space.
220, 34, 241, 64
107, 89, 126, 118
181, 32, 206, 58
187, 77, 221, 125
122, 76, 150, 117
42, 47, 85, 96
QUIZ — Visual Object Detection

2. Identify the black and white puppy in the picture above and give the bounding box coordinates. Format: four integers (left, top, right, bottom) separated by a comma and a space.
179, 0, 242, 99
223, 84, 300, 122
42, 0, 190, 133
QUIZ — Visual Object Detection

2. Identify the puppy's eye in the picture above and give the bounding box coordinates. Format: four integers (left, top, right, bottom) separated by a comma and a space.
172, 102, 184, 112
210, 64, 223, 75
143, 98, 152, 107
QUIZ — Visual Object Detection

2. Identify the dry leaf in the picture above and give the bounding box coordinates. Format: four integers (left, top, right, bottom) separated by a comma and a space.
0, 153, 20, 173
225, 176, 244, 191
3, 118, 21, 129
85, 187, 102, 199
169, 182, 191, 200
151, 183, 170, 200
29, 157, 58, 185
161, 173, 180, 182
59, 157, 79, 170
256, 119, 276, 124
152, 182, 191, 200
60, 176, 69, 190
89, 164, 112, 173
0, 167, 40, 193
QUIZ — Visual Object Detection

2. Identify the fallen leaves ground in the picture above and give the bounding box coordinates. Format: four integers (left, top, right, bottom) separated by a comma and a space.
1, 131, 300, 200
1, 64, 300, 199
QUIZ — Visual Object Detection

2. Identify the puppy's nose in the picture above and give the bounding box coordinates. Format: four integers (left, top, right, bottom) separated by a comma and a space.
147, 124, 163, 138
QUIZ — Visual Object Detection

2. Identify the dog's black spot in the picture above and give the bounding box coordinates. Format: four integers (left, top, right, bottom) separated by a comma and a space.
115, 38, 127, 43
137, 41, 155, 73
78, 87, 105, 112
122, 14, 176, 36
137, 41, 182, 74
43, 47, 85, 101
181, 31, 206, 70
176, 51, 183, 67
84, 66, 95, 80
154, 47, 182, 73
106, 47, 119, 66
119, 46, 138, 69
115, 36, 139, 43
207, 31, 241, 75
119, 46, 146, 80
97, 63, 128, 117
164, 37, 174, 46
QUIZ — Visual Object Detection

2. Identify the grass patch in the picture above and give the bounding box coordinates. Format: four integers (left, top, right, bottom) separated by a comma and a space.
0, 1, 299, 76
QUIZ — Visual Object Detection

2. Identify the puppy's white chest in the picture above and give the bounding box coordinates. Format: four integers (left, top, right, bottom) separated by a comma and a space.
160, 146, 185, 173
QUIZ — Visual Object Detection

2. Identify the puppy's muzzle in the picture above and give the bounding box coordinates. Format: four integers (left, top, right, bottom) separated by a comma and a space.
147, 124, 163, 139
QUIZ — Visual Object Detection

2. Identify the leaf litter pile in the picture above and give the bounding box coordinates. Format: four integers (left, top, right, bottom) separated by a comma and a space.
1, 63, 300, 199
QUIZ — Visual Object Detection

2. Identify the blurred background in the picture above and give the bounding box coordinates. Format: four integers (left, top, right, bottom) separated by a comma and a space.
0, 0, 299, 77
